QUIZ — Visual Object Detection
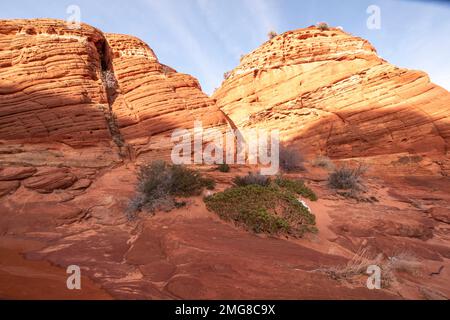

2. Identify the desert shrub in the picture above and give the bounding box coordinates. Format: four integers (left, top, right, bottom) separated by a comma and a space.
160, 64, 174, 76
316, 247, 387, 283
126, 194, 145, 221
238, 208, 290, 234
274, 176, 317, 201
127, 161, 215, 218
316, 22, 330, 31
217, 163, 230, 173
316, 248, 421, 288
223, 71, 231, 80
204, 184, 316, 236
169, 164, 215, 195
101, 69, 118, 89
397, 155, 423, 165
232, 172, 271, 187
312, 155, 335, 170
279, 145, 305, 172
328, 165, 366, 192
386, 251, 422, 275
267, 30, 278, 40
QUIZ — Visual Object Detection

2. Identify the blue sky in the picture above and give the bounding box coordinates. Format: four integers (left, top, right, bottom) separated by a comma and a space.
1, 0, 449, 94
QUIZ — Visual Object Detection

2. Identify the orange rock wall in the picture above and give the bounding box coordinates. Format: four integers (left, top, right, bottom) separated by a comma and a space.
0, 20, 228, 166
105, 33, 228, 162
0, 19, 111, 145
213, 27, 450, 164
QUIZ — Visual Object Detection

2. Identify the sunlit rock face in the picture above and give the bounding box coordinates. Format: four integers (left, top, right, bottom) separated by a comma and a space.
0, 19, 228, 167
213, 26, 450, 175
0, 19, 110, 144
104, 33, 228, 163
1, 20, 450, 301
2, 20, 448, 172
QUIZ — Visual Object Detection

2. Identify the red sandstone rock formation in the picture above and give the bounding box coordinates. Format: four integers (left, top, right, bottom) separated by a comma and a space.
0, 19, 227, 167
1, 19, 449, 300
0, 19, 120, 167
104, 33, 228, 163
213, 26, 450, 175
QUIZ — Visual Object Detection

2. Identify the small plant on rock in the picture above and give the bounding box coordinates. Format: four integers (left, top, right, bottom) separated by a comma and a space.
217, 163, 230, 173
312, 155, 335, 170
267, 30, 278, 40
279, 145, 305, 172
316, 22, 330, 31
274, 175, 317, 201
204, 184, 316, 236
232, 172, 271, 187
328, 165, 367, 196
223, 71, 231, 80
101, 69, 118, 89
126, 161, 215, 219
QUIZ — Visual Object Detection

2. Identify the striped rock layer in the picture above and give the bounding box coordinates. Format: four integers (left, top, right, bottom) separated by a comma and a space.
0, 19, 227, 167
213, 27, 450, 175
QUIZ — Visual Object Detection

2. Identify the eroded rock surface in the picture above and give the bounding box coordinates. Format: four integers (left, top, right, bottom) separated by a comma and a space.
0, 20, 228, 168
0, 20, 449, 300
213, 26, 450, 174
104, 33, 228, 163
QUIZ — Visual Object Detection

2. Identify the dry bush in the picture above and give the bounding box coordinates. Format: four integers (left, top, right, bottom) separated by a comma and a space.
316, 22, 330, 31
386, 251, 422, 275
316, 248, 422, 288
223, 71, 231, 80
279, 145, 305, 172
328, 165, 367, 195
397, 155, 423, 165
320, 247, 380, 280
267, 30, 278, 39
101, 69, 118, 89
312, 155, 335, 170
233, 172, 271, 187
126, 161, 215, 219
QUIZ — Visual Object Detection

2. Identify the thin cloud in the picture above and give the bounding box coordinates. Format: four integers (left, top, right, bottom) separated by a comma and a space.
143, 0, 223, 93
243, 0, 281, 35
195, 0, 244, 59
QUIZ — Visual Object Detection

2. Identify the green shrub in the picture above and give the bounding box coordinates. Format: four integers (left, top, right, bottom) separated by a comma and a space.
238, 208, 290, 234
232, 172, 271, 187
169, 164, 215, 195
217, 163, 230, 173
127, 161, 215, 217
204, 185, 316, 236
274, 176, 317, 201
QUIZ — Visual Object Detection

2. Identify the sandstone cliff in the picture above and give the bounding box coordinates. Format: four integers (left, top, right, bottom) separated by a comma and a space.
0, 19, 227, 167
213, 26, 450, 175
104, 33, 227, 163
1, 19, 449, 301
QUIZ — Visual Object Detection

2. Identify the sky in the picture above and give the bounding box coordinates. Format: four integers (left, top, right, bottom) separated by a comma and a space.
1, 0, 449, 95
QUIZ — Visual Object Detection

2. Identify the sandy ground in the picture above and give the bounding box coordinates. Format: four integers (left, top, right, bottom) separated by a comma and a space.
0, 164, 448, 299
